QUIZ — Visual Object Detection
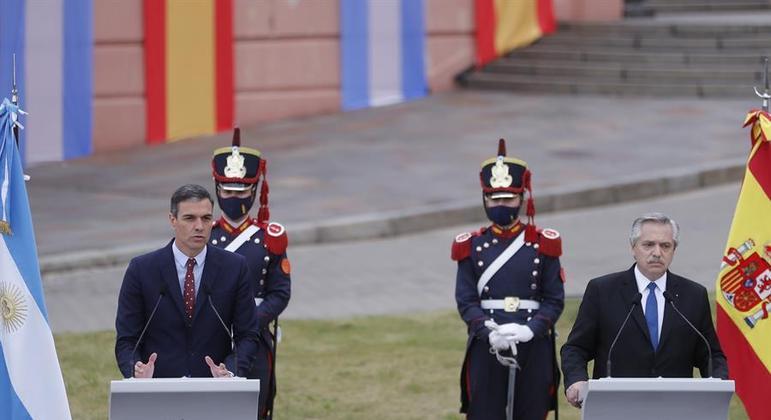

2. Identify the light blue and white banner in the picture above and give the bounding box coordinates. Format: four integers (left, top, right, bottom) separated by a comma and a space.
0, 0, 93, 164
340, 0, 427, 111
0, 99, 71, 419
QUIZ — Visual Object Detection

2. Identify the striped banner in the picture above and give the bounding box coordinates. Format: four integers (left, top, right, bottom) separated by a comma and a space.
475, 0, 555, 67
340, 0, 427, 111
715, 110, 771, 420
0, 0, 93, 164
144, 0, 233, 144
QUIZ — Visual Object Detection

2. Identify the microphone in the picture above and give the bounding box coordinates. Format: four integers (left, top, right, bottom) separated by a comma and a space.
203, 283, 239, 377
663, 291, 713, 378
130, 282, 168, 377
606, 292, 642, 378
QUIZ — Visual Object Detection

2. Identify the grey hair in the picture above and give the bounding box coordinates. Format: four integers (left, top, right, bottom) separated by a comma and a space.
170, 184, 213, 217
630, 212, 680, 247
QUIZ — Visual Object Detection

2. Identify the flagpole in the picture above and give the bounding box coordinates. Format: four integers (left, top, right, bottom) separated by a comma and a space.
8, 53, 30, 181
11, 53, 19, 147
753, 57, 770, 112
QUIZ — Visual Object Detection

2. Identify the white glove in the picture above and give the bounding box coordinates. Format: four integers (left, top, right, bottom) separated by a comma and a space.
495, 322, 520, 336
488, 330, 510, 351
484, 319, 499, 331
511, 324, 534, 343
497, 323, 535, 343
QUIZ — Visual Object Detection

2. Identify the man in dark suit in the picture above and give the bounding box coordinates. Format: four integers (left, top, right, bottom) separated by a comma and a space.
561, 212, 728, 408
115, 184, 259, 378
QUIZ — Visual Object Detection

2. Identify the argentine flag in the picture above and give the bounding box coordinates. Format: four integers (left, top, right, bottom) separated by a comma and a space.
0, 98, 71, 419
340, 0, 428, 111
0, 0, 93, 164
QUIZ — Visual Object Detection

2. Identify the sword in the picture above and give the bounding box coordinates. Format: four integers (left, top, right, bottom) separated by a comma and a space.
486, 320, 520, 419
753, 57, 770, 112
491, 343, 519, 420
506, 363, 516, 420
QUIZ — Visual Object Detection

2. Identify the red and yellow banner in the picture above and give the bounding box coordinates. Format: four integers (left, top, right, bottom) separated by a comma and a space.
474, 0, 555, 67
716, 110, 771, 420
144, 0, 233, 144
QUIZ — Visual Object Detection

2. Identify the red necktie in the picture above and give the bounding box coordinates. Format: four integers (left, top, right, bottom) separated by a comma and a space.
184, 258, 196, 320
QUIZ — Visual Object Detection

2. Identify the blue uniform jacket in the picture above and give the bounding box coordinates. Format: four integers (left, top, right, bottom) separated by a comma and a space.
210, 218, 291, 332
454, 223, 565, 414
454, 224, 565, 342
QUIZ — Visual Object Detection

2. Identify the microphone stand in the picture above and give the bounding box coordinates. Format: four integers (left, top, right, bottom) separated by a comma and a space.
204, 284, 239, 377
606, 293, 642, 378
130, 284, 167, 377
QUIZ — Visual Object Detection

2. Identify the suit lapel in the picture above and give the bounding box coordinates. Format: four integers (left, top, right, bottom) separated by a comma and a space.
658, 272, 679, 350
194, 245, 220, 322
161, 241, 187, 319
621, 266, 652, 345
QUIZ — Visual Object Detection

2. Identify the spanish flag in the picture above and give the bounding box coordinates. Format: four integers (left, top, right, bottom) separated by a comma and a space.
144, 0, 234, 144
474, 0, 555, 67
716, 110, 771, 420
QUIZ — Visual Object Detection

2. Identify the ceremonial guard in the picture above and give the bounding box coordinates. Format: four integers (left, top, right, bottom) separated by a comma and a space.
453, 139, 565, 420
211, 128, 290, 420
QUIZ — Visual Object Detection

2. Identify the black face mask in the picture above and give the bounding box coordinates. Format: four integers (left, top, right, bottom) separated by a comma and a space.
218, 195, 255, 221
485, 205, 520, 227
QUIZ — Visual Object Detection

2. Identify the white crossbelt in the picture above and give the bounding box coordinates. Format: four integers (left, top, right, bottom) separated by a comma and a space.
481, 299, 540, 311
477, 233, 526, 296
224, 224, 260, 252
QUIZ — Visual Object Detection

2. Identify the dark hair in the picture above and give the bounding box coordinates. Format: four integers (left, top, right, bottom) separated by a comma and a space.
170, 184, 213, 217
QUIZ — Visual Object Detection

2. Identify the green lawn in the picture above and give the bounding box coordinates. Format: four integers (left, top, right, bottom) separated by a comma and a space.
55, 298, 748, 419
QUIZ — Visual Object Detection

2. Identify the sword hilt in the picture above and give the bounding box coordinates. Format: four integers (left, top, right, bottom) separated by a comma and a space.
491, 347, 520, 368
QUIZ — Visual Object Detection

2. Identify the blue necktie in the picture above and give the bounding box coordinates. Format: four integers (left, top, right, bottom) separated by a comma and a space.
645, 282, 659, 351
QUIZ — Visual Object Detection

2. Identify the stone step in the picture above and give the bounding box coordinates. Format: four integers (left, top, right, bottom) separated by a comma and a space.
509, 48, 771, 65
558, 22, 771, 37
464, 72, 753, 97
645, 0, 769, 4
541, 33, 771, 50
461, 12, 771, 98
644, 1, 771, 14
485, 60, 764, 83
495, 57, 765, 71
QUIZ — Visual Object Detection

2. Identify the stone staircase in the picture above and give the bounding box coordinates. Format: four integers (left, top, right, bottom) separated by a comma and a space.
636, 0, 770, 15
459, 16, 771, 97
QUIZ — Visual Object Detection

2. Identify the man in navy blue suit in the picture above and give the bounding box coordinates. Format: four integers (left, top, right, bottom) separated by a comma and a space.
115, 184, 259, 378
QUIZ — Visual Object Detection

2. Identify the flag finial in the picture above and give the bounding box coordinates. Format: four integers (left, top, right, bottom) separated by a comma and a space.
753, 57, 770, 112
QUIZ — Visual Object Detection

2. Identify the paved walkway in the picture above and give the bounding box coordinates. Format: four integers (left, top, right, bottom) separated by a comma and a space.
45, 183, 739, 332
30, 91, 755, 273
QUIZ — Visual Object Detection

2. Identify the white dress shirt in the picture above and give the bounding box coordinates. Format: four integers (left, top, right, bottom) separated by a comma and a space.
172, 241, 206, 295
